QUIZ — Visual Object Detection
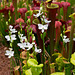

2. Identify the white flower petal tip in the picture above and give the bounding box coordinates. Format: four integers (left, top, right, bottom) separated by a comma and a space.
73, 38, 75, 41
5, 50, 14, 58
33, 10, 43, 18
17, 42, 33, 50
63, 36, 70, 43
38, 24, 48, 33
35, 45, 42, 53
5, 34, 17, 42
9, 25, 13, 29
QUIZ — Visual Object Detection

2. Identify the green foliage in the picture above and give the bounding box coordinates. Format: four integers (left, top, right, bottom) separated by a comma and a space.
70, 52, 75, 65
50, 72, 65, 75
25, 69, 32, 75
22, 59, 43, 75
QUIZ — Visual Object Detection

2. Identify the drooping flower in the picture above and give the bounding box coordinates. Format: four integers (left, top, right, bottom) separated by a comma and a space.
55, 21, 62, 42
18, 8, 27, 20
5, 48, 14, 58
0, 4, 14, 21
5, 34, 17, 42
38, 24, 48, 33
15, 18, 24, 24
61, 2, 71, 21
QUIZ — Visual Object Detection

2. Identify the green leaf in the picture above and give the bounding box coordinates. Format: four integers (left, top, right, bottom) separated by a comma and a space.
27, 59, 38, 67
70, 52, 75, 65
50, 72, 65, 75
31, 67, 42, 75
25, 69, 32, 75
43, 32, 46, 38
27, 59, 43, 68
40, 34, 43, 39
34, 64, 43, 68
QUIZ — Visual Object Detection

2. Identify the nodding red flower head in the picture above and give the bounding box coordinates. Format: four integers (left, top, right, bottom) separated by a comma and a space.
55, 21, 62, 28
53, 2, 62, 8
61, 2, 70, 8
8, 3, 14, 13
61, 2, 70, 21
0, 4, 14, 20
55, 21, 62, 42
15, 18, 24, 24
61, 2, 70, 11
18, 8, 27, 20
19, 8, 27, 14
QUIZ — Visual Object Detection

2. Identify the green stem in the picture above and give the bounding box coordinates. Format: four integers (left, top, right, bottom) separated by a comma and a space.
65, 64, 71, 75
69, 18, 75, 61
42, 33, 46, 75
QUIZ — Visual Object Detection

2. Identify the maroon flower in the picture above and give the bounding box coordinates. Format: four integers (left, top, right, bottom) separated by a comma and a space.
61, 2, 71, 21
0, 4, 14, 21
18, 8, 27, 20
55, 21, 62, 42
61, 2, 70, 8
15, 18, 24, 24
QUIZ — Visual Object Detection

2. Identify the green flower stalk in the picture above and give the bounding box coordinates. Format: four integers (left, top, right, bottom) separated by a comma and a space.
47, 3, 59, 62
69, 13, 75, 61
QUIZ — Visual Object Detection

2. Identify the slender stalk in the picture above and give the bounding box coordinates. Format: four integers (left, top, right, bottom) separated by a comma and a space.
65, 63, 71, 75
69, 17, 75, 61
42, 33, 46, 75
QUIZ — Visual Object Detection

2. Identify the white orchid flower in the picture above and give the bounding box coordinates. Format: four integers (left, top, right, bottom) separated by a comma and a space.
73, 38, 75, 41
9, 25, 13, 29
33, 10, 43, 18
5, 34, 17, 42
17, 43, 26, 50
10, 29, 17, 34
9, 48, 13, 51
41, 18, 51, 23
18, 34, 27, 42
18, 33, 23, 38
63, 35, 67, 39
5, 50, 14, 58
17, 42, 33, 50
38, 24, 48, 33
63, 36, 70, 43
9, 25, 17, 34
35, 45, 42, 53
